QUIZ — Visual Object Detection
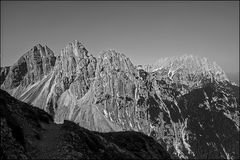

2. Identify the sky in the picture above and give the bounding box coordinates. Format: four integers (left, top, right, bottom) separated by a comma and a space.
1, 1, 239, 73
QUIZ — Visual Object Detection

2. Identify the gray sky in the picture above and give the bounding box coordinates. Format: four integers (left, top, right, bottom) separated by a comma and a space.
1, 1, 239, 73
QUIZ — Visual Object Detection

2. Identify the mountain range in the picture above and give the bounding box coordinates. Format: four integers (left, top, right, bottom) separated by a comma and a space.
1, 40, 239, 159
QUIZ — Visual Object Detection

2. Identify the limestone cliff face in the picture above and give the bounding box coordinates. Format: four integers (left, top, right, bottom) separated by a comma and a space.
0, 41, 97, 121
53, 40, 97, 123
0, 45, 57, 114
92, 50, 142, 130
55, 40, 96, 99
1, 44, 56, 91
56, 50, 142, 132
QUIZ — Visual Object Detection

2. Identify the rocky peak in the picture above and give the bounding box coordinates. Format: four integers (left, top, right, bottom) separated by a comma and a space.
94, 50, 138, 100
60, 40, 88, 59
96, 50, 137, 76
56, 40, 95, 75
151, 54, 229, 87
1, 44, 56, 90
93, 50, 138, 101
54, 40, 97, 98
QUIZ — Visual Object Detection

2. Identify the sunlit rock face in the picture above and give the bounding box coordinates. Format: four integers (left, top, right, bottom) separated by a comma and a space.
60, 50, 147, 132
1, 41, 239, 159
1, 44, 56, 112
55, 40, 96, 98
1, 44, 56, 91
0, 41, 97, 121
91, 50, 146, 131
0, 44, 56, 105
53, 40, 97, 123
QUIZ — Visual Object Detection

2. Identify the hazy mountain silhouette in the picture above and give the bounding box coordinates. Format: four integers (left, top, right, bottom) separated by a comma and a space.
226, 72, 239, 85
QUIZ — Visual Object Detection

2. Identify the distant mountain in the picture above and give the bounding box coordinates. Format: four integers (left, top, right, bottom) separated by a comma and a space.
0, 89, 171, 159
139, 54, 229, 87
226, 72, 239, 86
1, 40, 239, 159
136, 56, 239, 159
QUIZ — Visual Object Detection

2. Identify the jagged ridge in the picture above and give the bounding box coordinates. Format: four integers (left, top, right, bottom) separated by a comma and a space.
140, 54, 229, 87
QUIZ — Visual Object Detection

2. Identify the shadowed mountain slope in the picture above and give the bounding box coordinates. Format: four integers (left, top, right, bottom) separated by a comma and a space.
0, 89, 171, 159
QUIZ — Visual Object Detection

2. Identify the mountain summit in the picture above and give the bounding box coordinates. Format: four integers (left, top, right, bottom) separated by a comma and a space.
1, 44, 56, 90
155, 54, 228, 80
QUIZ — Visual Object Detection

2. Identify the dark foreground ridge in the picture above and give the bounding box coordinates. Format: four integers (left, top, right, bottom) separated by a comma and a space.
0, 89, 171, 159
